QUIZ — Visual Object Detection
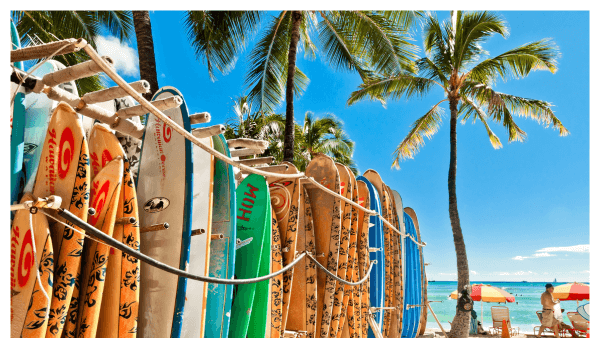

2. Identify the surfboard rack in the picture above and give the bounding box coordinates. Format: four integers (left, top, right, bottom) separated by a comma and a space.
191, 228, 206, 236
140, 222, 170, 233
227, 138, 269, 150
366, 311, 385, 338
116, 96, 182, 118
371, 306, 397, 312
211, 233, 224, 240
230, 147, 265, 158
10, 37, 86, 63
192, 124, 226, 138
235, 156, 274, 166
189, 112, 211, 125
10, 195, 62, 211
236, 237, 253, 250
81, 80, 150, 104
38, 57, 114, 89
115, 217, 137, 226
241, 164, 289, 174
283, 330, 307, 337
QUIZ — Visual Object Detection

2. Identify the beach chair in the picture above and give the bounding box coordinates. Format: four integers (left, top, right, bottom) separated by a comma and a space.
567, 312, 588, 336
489, 306, 519, 336
534, 311, 568, 338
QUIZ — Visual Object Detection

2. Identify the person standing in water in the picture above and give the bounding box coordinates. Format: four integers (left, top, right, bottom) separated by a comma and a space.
537, 283, 561, 338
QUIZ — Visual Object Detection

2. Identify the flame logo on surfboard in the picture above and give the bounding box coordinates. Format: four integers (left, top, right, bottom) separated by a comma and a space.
17, 229, 34, 287
269, 181, 293, 222
90, 180, 110, 225
163, 123, 172, 143
143, 197, 170, 213
58, 127, 75, 179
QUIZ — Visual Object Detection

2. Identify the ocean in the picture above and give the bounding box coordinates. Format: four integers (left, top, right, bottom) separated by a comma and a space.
426, 281, 587, 334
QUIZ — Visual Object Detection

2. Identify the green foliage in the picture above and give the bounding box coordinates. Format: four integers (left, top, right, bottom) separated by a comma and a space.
348, 10, 568, 168
224, 96, 357, 174
12, 11, 134, 95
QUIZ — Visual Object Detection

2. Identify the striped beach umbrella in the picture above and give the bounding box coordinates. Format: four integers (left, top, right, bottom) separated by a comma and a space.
450, 284, 516, 323
450, 284, 516, 303
552, 282, 589, 301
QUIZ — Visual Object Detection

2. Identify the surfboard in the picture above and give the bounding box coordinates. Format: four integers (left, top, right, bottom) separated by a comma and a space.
340, 169, 361, 338
330, 163, 353, 338
391, 189, 406, 338
180, 110, 214, 338
363, 170, 394, 338
114, 96, 143, 183
356, 180, 372, 338
356, 176, 384, 338
267, 161, 301, 332
229, 174, 271, 338
11, 193, 54, 338
90, 124, 140, 338
305, 154, 342, 338
404, 208, 425, 337
23, 59, 79, 195
401, 208, 421, 338
385, 185, 404, 338
26, 102, 90, 338
286, 185, 317, 338
11, 19, 26, 206
76, 157, 123, 338
270, 208, 284, 338
205, 134, 236, 338
137, 86, 194, 338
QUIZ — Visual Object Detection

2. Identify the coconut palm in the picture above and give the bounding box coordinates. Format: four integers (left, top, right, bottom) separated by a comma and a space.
348, 11, 568, 338
12, 11, 133, 95
133, 11, 159, 100
185, 11, 422, 162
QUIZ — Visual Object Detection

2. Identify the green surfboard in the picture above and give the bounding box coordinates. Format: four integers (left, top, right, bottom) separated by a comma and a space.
229, 174, 271, 338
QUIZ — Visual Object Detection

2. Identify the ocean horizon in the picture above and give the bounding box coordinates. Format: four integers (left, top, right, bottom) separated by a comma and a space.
426, 281, 588, 334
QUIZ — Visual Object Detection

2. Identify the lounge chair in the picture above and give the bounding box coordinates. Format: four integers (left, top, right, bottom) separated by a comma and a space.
534, 311, 568, 338
567, 312, 588, 336
489, 306, 519, 336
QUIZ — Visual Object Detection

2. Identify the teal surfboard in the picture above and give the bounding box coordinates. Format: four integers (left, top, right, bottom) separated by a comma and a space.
10, 19, 26, 206
205, 134, 237, 338
401, 210, 421, 338
229, 174, 271, 338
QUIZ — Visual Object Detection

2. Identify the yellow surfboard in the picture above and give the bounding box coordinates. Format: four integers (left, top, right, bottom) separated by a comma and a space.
11, 193, 54, 338
76, 157, 123, 338
270, 208, 284, 338
89, 124, 140, 338
26, 101, 90, 338
385, 185, 404, 338
356, 180, 371, 338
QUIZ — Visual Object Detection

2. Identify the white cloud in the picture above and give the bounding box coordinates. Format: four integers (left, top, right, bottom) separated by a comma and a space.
440, 272, 457, 276
160, 73, 166, 78
512, 256, 527, 260
471, 271, 477, 275
95, 35, 139, 76
536, 244, 589, 253
498, 272, 510, 276
532, 252, 556, 258
583, 270, 590, 273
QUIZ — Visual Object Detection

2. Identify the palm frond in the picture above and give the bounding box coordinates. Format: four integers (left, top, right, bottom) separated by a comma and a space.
422, 12, 453, 76
300, 11, 317, 60
246, 11, 293, 113
392, 99, 446, 168
184, 11, 262, 80
453, 11, 508, 70
467, 38, 560, 83
416, 57, 449, 88
461, 97, 502, 149
347, 73, 438, 106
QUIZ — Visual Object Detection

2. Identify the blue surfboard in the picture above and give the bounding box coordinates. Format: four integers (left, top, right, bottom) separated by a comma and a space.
357, 176, 385, 337
401, 211, 422, 338
10, 19, 26, 206
204, 134, 237, 338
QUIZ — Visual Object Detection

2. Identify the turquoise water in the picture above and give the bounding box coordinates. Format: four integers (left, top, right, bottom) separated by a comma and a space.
426, 281, 587, 334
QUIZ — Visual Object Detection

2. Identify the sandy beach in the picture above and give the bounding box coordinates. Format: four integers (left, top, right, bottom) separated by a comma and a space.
420, 327, 536, 338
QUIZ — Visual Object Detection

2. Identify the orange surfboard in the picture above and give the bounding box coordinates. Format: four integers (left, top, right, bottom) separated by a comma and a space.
362, 170, 394, 336
385, 185, 404, 338
305, 154, 341, 338
340, 169, 361, 338
356, 181, 371, 338
286, 186, 318, 337
11, 193, 54, 338
329, 163, 353, 338
75, 157, 123, 338
26, 102, 90, 338
270, 208, 284, 338
89, 124, 140, 337
267, 161, 301, 333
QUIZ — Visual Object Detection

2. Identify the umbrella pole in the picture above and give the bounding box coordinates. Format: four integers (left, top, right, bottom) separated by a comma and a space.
481, 301, 484, 325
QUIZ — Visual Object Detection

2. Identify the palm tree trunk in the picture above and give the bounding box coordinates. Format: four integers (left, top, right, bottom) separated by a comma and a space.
283, 11, 302, 162
448, 98, 471, 338
133, 11, 159, 101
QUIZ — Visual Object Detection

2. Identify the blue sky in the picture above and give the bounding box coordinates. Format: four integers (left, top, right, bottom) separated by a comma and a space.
99, 11, 590, 282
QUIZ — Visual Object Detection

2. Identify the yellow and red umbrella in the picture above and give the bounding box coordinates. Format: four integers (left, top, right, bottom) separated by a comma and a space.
450, 284, 516, 303
552, 282, 589, 305
450, 284, 516, 322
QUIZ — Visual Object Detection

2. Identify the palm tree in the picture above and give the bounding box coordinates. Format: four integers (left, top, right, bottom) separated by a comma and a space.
133, 11, 159, 100
185, 11, 422, 162
348, 11, 568, 338
12, 11, 133, 95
